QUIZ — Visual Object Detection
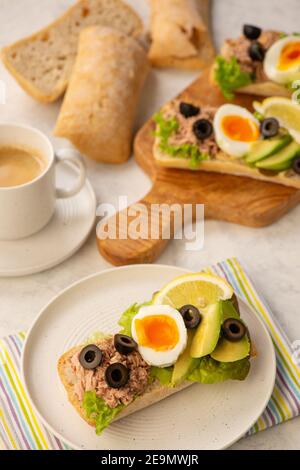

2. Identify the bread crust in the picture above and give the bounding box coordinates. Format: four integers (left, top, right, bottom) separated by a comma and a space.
57, 346, 192, 430
153, 140, 300, 189
1, 0, 143, 103
148, 0, 215, 70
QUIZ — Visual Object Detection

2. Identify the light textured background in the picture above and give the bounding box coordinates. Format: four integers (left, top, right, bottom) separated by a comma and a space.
0, 0, 300, 450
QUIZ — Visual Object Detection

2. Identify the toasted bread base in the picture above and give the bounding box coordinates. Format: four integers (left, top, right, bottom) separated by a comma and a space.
57, 346, 192, 430
153, 141, 300, 189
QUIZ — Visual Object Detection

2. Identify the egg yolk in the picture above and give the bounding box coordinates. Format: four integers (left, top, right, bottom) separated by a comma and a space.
221, 115, 259, 142
135, 315, 179, 351
278, 41, 300, 70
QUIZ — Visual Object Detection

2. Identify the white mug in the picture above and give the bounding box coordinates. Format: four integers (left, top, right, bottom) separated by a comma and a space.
0, 123, 86, 240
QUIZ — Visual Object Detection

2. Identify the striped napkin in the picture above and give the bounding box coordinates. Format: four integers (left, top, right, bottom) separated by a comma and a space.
0, 258, 299, 449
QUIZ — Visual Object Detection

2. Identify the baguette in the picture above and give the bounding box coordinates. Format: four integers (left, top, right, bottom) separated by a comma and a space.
1, 0, 143, 103
148, 0, 215, 70
58, 346, 192, 429
54, 27, 149, 164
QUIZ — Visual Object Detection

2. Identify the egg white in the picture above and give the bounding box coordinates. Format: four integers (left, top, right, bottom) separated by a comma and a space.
264, 36, 300, 85
213, 104, 260, 158
131, 305, 187, 368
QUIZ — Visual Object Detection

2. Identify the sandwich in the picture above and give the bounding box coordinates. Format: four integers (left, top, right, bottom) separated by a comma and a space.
212, 24, 300, 99
58, 273, 254, 435
153, 97, 300, 189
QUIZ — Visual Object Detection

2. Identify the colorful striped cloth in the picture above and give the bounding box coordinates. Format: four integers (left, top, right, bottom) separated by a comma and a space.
0, 258, 299, 449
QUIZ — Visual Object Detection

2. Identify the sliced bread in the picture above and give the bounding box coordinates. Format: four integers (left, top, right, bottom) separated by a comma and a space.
1, 0, 143, 103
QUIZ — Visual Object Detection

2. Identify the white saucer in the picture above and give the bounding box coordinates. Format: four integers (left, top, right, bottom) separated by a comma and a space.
0, 163, 96, 277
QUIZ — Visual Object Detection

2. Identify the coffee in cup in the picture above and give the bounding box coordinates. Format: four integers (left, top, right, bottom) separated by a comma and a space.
0, 145, 48, 188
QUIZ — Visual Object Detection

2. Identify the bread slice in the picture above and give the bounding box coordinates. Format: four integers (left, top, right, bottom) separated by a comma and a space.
153, 139, 300, 189
148, 0, 215, 70
1, 0, 143, 103
57, 346, 192, 429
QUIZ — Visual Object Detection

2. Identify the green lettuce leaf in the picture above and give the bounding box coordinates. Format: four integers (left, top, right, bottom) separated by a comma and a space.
83, 391, 124, 435
154, 112, 208, 168
214, 56, 253, 100
150, 366, 174, 386
187, 356, 250, 384
118, 301, 151, 337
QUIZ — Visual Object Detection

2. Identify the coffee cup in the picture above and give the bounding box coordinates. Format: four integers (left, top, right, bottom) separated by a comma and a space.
0, 123, 86, 240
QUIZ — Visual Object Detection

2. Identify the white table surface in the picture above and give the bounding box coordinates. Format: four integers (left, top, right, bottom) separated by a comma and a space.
0, 0, 299, 450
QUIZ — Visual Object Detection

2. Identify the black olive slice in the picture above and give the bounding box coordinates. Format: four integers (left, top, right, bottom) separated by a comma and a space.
79, 345, 103, 370
114, 334, 138, 355
248, 42, 265, 62
260, 118, 279, 138
292, 156, 300, 174
179, 102, 200, 118
243, 24, 262, 40
222, 318, 247, 342
193, 119, 213, 140
179, 305, 201, 329
105, 363, 129, 389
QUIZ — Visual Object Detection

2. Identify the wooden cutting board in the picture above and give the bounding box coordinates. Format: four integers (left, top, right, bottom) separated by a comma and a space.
97, 69, 300, 266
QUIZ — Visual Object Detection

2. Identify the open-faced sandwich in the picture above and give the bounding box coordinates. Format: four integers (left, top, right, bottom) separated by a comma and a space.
153, 97, 300, 188
58, 273, 255, 435
212, 24, 300, 99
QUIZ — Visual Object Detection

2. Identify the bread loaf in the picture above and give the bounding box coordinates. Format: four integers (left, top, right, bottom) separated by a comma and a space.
54, 26, 149, 164
148, 0, 215, 69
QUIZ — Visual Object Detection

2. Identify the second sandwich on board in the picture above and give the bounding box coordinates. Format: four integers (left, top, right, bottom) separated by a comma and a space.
54, 27, 149, 164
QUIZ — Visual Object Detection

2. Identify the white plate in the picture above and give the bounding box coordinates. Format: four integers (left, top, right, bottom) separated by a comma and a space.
0, 163, 96, 277
22, 265, 276, 450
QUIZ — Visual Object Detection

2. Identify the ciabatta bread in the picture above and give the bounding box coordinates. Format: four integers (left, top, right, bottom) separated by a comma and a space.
54, 27, 149, 163
1, 0, 143, 103
148, 0, 215, 70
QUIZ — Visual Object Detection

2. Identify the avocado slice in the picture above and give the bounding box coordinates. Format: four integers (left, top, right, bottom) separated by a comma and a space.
256, 141, 300, 171
210, 336, 250, 362
212, 300, 251, 362
190, 302, 222, 358
245, 135, 292, 164
222, 299, 240, 320
171, 330, 198, 386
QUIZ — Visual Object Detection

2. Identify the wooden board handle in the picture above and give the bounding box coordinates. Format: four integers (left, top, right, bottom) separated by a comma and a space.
97, 186, 185, 266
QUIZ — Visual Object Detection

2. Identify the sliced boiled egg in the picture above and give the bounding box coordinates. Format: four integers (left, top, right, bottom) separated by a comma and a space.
213, 104, 260, 158
264, 36, 300, 84
131, 305, 187, 368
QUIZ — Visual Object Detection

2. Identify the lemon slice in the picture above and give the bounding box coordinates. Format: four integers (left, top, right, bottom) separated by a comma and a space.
253, 97, 300, 133
153, 273, 234, 309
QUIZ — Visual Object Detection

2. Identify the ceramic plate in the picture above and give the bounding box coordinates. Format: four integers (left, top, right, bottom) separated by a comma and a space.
22, 265, 276, 450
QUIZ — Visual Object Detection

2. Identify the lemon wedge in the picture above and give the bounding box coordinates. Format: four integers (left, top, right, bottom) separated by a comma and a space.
253, 97, 300, 135
153, 273, 234, 309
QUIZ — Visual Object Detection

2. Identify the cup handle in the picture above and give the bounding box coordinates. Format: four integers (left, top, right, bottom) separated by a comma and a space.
55, 148, 86, 199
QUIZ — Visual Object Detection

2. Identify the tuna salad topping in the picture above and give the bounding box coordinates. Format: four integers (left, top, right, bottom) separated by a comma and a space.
156, 100, 219, 163
70, 337, 150, 408
223, 30, 281, 81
